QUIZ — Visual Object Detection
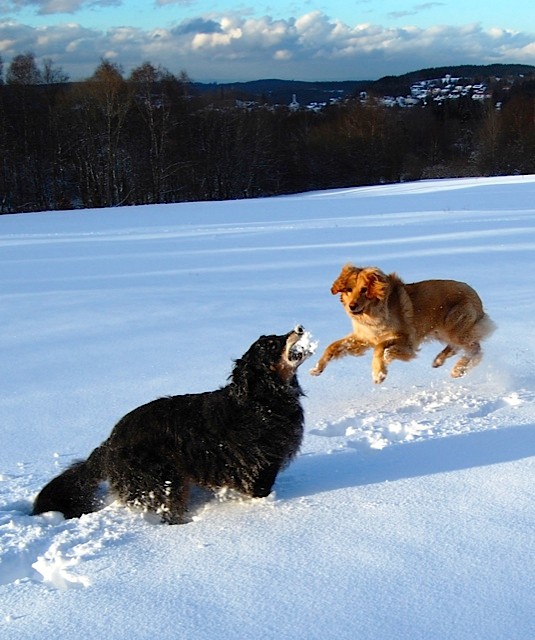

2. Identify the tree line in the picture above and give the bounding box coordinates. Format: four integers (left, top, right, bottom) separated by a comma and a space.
1, 53, 534, 214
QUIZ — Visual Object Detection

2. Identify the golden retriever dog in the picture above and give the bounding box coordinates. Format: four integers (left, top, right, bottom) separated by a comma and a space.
310, 264, 495, 384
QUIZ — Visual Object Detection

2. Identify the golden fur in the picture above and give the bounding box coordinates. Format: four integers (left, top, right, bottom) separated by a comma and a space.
310, 264, 495, 384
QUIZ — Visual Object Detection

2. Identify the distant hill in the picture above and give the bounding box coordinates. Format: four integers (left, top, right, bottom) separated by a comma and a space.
192, 78, 369, 105
192, 64, 535, 105
370, 64, 535, 96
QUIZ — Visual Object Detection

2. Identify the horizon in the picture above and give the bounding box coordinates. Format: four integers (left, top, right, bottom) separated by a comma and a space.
5, 61, 534, 86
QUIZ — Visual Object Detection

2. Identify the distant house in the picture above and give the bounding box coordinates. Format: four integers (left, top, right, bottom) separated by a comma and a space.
289, 94, 300, 111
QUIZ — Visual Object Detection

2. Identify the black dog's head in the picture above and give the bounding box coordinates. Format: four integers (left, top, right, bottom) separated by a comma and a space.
282, 324, 318, 368
260, 325, 316, 372
230, 326, 317, 399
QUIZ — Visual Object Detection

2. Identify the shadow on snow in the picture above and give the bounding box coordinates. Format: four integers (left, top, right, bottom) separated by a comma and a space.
281, 423, 535, 499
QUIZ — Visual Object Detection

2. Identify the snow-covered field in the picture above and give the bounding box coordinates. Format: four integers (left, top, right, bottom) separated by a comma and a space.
1, 176, 534, 639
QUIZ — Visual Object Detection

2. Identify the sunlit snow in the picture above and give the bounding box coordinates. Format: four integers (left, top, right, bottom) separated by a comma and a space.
1, 175, 534, 639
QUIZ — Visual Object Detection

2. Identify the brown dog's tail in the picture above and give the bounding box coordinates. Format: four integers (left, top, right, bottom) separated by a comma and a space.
475, 313, 497, 342
32, 446, 106, 519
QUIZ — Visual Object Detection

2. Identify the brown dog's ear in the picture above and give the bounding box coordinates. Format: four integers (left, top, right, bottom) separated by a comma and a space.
362, 268, 389, 301
331, 264, 360, 295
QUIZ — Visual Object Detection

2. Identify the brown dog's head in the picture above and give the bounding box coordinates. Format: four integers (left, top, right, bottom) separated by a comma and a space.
331, 264, 390, 315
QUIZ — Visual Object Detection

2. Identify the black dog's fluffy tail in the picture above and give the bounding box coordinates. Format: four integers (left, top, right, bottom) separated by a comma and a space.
32, 446, 106, 519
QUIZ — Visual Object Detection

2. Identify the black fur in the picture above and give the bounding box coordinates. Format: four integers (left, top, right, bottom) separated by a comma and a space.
32, 327, 312, 524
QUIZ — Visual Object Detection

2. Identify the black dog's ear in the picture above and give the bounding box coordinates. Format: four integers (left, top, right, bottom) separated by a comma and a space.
230, 335, 288, 401
229, 340, 265, 400
331, 263, 360, 294
229, 355, 250, 402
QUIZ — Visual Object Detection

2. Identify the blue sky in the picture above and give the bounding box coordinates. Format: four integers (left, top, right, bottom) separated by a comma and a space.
1, 1, 534, 81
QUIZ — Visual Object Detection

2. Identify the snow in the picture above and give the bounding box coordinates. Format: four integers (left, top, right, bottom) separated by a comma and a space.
1, 175, 534, 639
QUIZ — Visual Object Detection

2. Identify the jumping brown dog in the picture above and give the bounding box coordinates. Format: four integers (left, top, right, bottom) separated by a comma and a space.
310, 264, 495, 384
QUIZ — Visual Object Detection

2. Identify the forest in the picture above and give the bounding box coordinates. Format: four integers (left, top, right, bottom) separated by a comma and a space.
1, 53, 534, 214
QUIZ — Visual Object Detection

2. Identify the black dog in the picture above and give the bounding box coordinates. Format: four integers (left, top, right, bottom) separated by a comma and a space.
33, 326, 316, 524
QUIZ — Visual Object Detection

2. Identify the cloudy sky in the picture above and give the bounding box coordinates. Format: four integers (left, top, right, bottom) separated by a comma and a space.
1, 1, 534, 82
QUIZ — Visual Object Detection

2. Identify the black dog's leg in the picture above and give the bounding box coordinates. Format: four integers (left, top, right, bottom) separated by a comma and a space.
129, 480, 189, 524
251, 464, 281, 498
110, 461, 190, 524
157, 481, 190, 524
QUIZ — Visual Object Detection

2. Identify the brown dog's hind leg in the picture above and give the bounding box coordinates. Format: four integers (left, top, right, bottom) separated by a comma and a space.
432, 344, 458, 369
451, 342, 482, 378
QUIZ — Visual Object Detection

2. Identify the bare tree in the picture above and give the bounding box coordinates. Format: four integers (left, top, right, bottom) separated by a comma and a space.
84, 59, 132, 206
42, 58, 69, 85
129, 62, 183, 202
6, 52, 42, 85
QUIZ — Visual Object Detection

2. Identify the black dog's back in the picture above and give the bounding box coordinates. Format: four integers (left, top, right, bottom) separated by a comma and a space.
32, 327, 315, 524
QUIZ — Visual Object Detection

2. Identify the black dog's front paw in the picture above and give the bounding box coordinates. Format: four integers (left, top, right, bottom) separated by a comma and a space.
251, 486, 273, 498
250, 467, 279, 498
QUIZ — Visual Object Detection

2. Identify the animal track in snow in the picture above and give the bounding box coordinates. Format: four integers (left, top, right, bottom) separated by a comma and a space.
309, 383, 532, 453
0, 499, 129, 591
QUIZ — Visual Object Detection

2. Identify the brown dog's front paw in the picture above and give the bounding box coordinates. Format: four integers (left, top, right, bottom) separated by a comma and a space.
373, 370, 387, 384
309, 364, 323, 376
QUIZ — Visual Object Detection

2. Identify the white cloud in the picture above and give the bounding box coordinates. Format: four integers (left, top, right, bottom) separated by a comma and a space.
0, 0, 120, 15
274, 49, 293, 61
0, 12, 533, 81
389, 3, 444, 20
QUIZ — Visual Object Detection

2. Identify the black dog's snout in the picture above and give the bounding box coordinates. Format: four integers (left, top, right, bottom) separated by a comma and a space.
294, 325, 304, 335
